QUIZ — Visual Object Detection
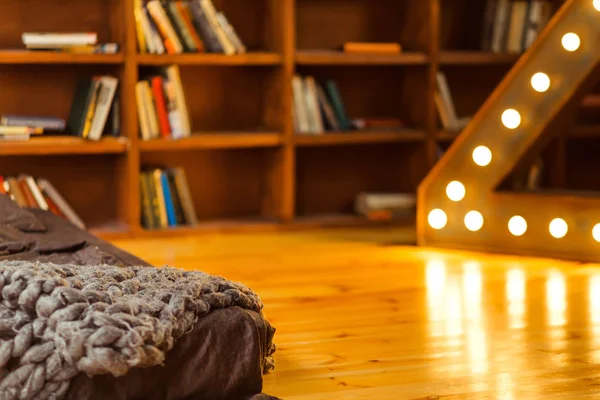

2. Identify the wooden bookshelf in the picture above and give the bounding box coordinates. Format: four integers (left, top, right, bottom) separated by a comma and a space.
0, 0, 575, 238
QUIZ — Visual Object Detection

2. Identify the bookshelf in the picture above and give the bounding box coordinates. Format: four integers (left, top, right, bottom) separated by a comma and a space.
1, 0, 580, 239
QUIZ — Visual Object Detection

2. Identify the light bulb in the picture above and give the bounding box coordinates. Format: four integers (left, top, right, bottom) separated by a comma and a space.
562, 33, 580, 51
508, 216, 527, 236
464, 211, 483, 232
531, 72, 550, 92
502, 109, 521, 129
593, 223, 600, 242
472, 146, 492, 166
549, 218, 568, 238
595, 0, 600, 11
446, 181, 465, 202
428, 209, 447, 230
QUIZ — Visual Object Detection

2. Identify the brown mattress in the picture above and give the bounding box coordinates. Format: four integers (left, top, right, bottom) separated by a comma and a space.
0, 195, 278, 400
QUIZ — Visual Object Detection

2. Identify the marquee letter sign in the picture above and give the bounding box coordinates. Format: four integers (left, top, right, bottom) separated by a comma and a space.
417, 0, 600, 261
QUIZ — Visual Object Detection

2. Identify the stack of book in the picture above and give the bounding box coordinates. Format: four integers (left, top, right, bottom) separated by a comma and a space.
435, 71, 471, 133
135, 0, 246, 55
480, 0, 553, 53
0, 116, 66, 141
136, 65, 191, 140
0, 175, 85, 229
22, 32, 119, 54
66, 76, 120, 140
140, 167, 197, 230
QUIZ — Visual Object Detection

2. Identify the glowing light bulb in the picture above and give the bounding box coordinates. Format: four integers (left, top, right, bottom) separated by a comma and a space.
464, 211, 483, 232
593, 224, 600, 242
472, 146, 492, 166
508, 216, 527, 236
595, 0, 600, 11
502, 109, 521, 129
562, 33, 580, 51
531, 72, 550, 92
549, 218, 568, 238
446, 181, 465, 202
428, 209, 447, 230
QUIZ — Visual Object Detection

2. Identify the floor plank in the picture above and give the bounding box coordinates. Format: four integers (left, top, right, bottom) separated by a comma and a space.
114, 227, 600, 399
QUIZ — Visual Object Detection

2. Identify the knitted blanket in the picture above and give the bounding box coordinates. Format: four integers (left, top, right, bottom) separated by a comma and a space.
0, 261, 275, 400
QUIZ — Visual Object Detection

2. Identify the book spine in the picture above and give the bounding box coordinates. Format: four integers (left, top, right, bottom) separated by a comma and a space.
188, 1, 224, 53
160, 171, 178, 227
150, 76, 172, 138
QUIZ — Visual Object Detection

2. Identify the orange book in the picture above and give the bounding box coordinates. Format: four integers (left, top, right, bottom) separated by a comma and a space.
0, 176, 5, 195
177, 2, 205, 52
44, 193, 66, 218
343, 42, 402, 54
151, 77, 171, 138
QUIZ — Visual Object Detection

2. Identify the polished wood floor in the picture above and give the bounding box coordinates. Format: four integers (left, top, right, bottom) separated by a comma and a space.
115, 227, 600, 399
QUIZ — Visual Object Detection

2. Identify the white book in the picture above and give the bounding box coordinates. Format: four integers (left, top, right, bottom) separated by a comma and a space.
23, 175, 48, 211
216, 13, 246, 54
37, 179, 86, 230
491, 0, 511, 53
88, 76, 119, 141
165, 66, 191, 137
136, 82, 151, 140
22, 32, 97, 46
436, 72, 461, 131
147, 0, 183, 54
200, 0, 237, 55
292, 75, 310, 133
142, 81, 160, 139
304, 77, 324, 133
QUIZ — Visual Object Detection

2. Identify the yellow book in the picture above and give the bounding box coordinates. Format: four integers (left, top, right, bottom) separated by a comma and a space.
82, 79, 100, 139
134, 0, 147, 53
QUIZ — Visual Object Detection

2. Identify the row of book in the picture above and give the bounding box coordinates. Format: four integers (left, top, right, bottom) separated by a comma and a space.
293, 75, 351, 134
292, 75, 406, 134
480, 0, 553, 53
22, 32, 119, 54
354, 192, 416, 221
135, 0, 245, 55
67, 76, 120, 140
136, 65, 191, 140
0, 175, 85, 229
140, 167, 198, 229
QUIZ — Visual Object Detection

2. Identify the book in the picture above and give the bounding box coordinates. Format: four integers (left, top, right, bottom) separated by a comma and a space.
343, 42, 402, 54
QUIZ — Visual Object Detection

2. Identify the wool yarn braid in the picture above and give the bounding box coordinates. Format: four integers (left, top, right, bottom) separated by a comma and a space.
0, 261, 273, 400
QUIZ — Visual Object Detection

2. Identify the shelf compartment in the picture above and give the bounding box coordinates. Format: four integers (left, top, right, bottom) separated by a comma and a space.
0, 0, 124, 48
139, 132, 283, 151
0, 137, 128, 156
294, 65, 430, 130
294, 130, 426, 146
0, 51, 124, 64
295, 50, 427, 65
439, 51, 521, 65
141, 65, 283, 132
296, 0, 428, 52
141, 147, 282, 223
136, 53, 283, 66
0, 154, 128, 231
295, 143, 427, 217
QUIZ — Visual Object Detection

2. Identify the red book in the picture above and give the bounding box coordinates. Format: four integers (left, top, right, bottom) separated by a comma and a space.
0, 176, 5, 195
151, 76, 171, 138
43, 193, 66, 218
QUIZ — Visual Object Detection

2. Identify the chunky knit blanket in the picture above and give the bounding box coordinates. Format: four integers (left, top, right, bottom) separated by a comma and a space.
0, 261, 274, 400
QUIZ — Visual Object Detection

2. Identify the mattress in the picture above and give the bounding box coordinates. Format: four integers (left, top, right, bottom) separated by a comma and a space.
0, 194, 278, 400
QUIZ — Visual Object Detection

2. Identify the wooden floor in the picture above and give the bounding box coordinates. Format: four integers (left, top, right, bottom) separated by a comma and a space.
114, 227, 600, 399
